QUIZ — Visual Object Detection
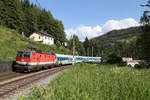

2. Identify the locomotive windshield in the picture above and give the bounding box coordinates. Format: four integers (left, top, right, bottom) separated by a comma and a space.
17, 51, 31, 58
17, 51, 23, 57
24, 52, 31, 58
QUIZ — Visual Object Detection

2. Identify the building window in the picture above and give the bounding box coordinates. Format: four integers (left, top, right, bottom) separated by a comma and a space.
39, 36, 40, 39
32, 37, 35, 40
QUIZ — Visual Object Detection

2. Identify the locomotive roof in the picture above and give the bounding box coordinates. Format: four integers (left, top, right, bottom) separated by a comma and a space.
56, 54, 73, 58
18, 50, 55, 55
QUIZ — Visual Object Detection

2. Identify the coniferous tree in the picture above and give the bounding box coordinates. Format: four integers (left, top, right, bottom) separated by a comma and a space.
49, 19, 66, 44
15, 0, 25, 33
0, 0, 67, 44
38, 9, 53, 31
84, 37, 90, 56
0, 0, 5, 25
23, 3, 38, 35
2, 0, 24, 30
137, 0, 150, 66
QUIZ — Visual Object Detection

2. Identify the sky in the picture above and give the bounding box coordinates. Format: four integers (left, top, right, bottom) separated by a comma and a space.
30, 0, 147, 41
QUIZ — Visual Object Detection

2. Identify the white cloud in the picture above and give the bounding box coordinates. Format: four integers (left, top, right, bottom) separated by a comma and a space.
65, 25, 102, 41
65, 18, 140, 41
102, 18, 140, 33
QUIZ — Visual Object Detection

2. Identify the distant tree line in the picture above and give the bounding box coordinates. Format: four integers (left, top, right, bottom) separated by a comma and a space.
67, 35, 100, 57
0, 0, 66, 44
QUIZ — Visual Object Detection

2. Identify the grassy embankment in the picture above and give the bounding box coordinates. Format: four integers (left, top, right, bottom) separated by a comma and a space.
0, 26, 71, 61
19, 64, 150, 100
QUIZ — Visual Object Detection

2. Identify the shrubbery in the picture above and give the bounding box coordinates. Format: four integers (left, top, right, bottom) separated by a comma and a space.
106, 53, 122, 64
134, 61, 147, 69
117, 61, 127, 67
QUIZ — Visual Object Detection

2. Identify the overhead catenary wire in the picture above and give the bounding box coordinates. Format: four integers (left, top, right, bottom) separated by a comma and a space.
35, 0, 42, 8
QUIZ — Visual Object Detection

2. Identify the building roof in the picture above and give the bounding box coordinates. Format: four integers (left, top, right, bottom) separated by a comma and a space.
31, 30, 54, 38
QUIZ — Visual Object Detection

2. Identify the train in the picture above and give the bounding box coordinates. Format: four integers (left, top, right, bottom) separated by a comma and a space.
13, 50, 101, 72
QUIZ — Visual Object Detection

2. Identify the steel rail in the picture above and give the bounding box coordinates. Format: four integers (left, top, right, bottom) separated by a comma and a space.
0, 66, 71, 97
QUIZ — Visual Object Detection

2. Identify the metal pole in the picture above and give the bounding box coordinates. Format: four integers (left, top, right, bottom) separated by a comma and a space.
88, 47, 89, 61
73, 36, 75, 65
92, 46, 93, 61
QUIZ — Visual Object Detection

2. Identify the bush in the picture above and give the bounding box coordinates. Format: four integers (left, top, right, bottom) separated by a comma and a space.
106, 53, 122, 64
134, 64, 141, 69
117, 61, 127, 67
134, 61, 147, 69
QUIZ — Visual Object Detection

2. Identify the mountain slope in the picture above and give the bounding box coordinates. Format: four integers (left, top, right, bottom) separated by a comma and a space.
90, 27, 143, 58
0, 26, 71, 61
94, 27, 142, 43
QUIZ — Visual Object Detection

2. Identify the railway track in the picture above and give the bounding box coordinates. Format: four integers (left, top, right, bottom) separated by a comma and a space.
0, 72, 25, 82
0, 65, 71, 98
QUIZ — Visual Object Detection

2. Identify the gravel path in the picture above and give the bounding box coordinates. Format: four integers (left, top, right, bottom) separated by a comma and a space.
1, 71, 62, 100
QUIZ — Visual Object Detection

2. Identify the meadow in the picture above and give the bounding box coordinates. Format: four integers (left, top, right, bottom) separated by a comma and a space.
19, 64, 150, 100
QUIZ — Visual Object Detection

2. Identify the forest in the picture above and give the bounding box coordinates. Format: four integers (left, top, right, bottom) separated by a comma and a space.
0, 0, 66, 44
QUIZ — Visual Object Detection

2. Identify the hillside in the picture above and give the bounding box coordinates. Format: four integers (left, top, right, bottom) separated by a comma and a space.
0, 26, 72, 61
94, 27, 142, 43
91, 27, 143, 58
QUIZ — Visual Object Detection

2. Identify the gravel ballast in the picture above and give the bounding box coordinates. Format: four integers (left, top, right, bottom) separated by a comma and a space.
1, 71, 62, 100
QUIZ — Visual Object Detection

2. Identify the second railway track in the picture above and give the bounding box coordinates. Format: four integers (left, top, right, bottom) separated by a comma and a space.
0, 65, 71, 98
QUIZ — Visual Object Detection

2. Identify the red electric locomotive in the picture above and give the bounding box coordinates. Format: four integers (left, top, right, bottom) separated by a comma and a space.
13, 50, 57, 72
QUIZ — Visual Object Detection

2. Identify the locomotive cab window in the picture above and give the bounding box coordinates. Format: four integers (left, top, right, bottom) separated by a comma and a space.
23, 52, 31, 58
17, 51, 23, 57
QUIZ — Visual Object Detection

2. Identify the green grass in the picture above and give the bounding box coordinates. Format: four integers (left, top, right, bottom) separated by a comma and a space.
18, 64, 150, 100
0, 26, 72, 61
